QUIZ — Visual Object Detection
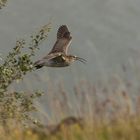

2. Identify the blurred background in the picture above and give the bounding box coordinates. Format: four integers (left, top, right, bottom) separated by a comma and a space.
1, 0, 140, 123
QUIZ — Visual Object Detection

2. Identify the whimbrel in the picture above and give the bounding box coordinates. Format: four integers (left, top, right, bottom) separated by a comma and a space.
34, 25, 86, 69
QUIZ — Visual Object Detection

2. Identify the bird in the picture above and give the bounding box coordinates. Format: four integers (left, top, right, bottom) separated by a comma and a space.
34, 25, 86, 69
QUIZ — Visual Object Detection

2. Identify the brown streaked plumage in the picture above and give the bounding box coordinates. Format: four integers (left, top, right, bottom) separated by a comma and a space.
34, 25, 86, 69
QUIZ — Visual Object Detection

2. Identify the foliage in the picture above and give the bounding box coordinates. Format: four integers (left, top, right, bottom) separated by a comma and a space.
0, 23, 51, 126
0, 0, 7, 9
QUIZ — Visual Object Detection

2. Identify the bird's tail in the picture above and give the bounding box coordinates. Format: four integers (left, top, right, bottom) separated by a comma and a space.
34, 59, 45, 69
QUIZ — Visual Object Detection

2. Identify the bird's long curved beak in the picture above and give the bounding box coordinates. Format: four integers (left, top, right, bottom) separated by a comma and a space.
76, 56, 87, 64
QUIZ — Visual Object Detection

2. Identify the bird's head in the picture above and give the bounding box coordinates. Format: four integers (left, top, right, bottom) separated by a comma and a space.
67, 55, 87, 64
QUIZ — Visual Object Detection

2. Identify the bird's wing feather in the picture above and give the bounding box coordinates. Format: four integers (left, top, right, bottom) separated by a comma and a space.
49, 38, 72, 54
57, 25, 70, 39
34, 52, 63, 69
49, 25, 72, 54
43, 52, 63, 60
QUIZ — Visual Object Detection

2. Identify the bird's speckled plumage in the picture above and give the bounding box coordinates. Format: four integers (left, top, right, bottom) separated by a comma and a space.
34, 25, 86, 69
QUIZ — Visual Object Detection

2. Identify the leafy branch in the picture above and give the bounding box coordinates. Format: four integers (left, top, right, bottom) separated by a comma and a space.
0, 23, 51, 127
0, 0, 7, 9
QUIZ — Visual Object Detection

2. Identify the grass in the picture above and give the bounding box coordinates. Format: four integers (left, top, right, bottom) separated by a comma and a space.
1, 78, 140, 140
1, 115, 140, 140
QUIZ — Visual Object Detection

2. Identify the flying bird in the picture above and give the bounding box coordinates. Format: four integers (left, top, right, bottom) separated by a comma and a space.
34, 25, 86, 69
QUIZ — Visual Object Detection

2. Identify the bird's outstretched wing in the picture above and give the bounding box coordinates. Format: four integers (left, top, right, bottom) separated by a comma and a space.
34, 52, 63, 69
49, 25, 72, 54
57, 25, 70, 39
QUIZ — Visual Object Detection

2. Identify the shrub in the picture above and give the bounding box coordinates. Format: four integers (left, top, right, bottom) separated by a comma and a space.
0, 23, 51, 128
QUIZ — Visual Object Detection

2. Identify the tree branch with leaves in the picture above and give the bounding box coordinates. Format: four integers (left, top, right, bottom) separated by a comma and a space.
0, 0, 7, 9
0, 23, 51, 128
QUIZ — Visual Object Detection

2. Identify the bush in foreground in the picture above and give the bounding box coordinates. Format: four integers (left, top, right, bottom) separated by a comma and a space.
0, 23, 51, 129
